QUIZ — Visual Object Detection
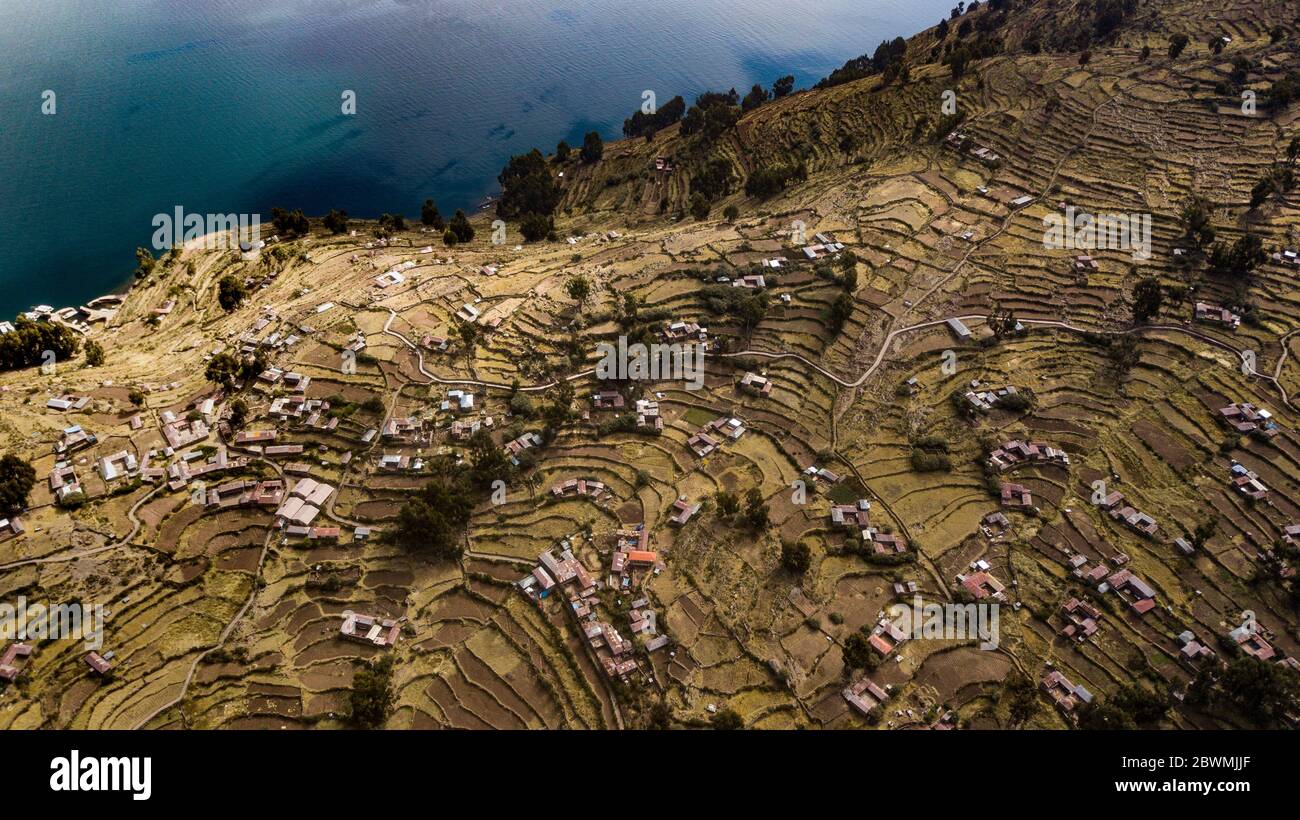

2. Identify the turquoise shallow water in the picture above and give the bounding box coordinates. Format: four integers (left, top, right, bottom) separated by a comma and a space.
0, 0, 949, 319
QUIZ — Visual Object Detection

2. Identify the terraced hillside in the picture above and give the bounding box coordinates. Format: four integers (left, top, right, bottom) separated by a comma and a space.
2, 0, 1299, 729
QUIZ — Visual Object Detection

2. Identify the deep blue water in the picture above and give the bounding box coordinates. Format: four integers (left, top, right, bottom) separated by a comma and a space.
0, 0, 950, 319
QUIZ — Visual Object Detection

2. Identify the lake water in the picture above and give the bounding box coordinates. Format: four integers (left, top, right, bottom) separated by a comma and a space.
0, 0, 950, 319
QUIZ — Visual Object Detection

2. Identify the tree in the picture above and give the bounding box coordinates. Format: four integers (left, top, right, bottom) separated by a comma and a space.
580, 131, 604, 163
829, 293, 854, 331
83, 340, 105, 367
781, 540, 811, 574
0, 453, 36, 514
348, 654, 395, 728
217, 274, 247, 312
388, 465, 476, 559
458, 321, 478, 364
1076, 699, 1138, 729
1107, 334, 1140, 376
377, 212, 406, 236
566, 274, 591, 309
1179, 195, 1215, 247
711, 708, 743, 729
772, 75, 795, 98
323, 209, 349, 234
497, 149, 560, 221
1168, 33, 1189, 60
555, 140, 571, 162
449, 209, 475, 243
227, 397, 248, 429
1131, 277, 1163, 323
421, 199, 444, 230
1003, 672, 1039, 726
520, 212, 553, 242
443, 228, 458, 246
723, 204, 739, 222
689, 193, 710, 220
714, 490, 740, 518
134, 247, 156, 280
842, 632, 874, 669
741, 83, 769, 111
743, 487, 770, 531
270, 206, 310, 236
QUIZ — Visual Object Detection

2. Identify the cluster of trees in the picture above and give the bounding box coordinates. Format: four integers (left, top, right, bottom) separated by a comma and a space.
270, 206, 310, 236
0, 453, 36, 514
0, 318, 79, 372
217, 274, 247, 312
204, 349, 265, 387
1184, 655, 1300, 727
323, 209, 349, 234
1076, 684, 1171, 729
1130, 276, 1163, 323
714, 487, 770, 531
421, 199, 443, 230
348, 654, 395, 728
700, 285, 769, 332
1207, 234, 1266, 282
828, 292, 855, 333
623, 95, 686, 140
910, 435, 952, 472
83, 339, 105, 367
816, 37, 907, 89
780, 540, 812, 574
744, 162, 807, 199
580, 131, 604, 163
497, 148, 560, 242
444, 209, 475, 245
680, 90, 741, 143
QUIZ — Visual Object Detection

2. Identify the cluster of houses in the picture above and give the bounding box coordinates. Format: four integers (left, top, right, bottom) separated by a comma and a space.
55, 424, 97, 456
963, 384, 1020, 413
274, 477, 336, 529
842, 676, 891, 717
1229, 463, 1268, 501
868, 617, 910, 658
504, 431, 543, 462
731, 274, 766, 290
944, 130, 1002, 165
635, 398, 663, 432
687, 416, 745, 457
1176, 630, 1217, 670
49, 462, 83, 504
1041, 669, 1093, 715
203, 478, 285, 510
739, 372, 772, 397
1097, 490, 1159, 538
1000, 482, 1033, 508
550, 477, 609, 501
800, 232, 844, 259
987, 439, 1069, 472
1195, 302, 1241, 329
662, 320, 707, 344
668, 497, 701, 526
1100, 567, 1157, 616
46, 394, 91, 412
957, 562, 1006, 601
339, 610, 401, 648
381, 417, 422, 442
1059, 597, 1101, 642
1218, 402, 1279, 439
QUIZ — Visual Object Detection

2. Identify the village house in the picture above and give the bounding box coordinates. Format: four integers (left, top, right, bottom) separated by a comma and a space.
843, 677, 890, 717
662, 320, 707, 344
1059, 598, 1101, 641
55, 425, 97, 455
732, 274, 766, 290
46, 394, 91, 412
1176, 630, 1217, 671
550, 478, 606, 499
964, 384, 1020, 413
504, 431, 543, 461
866, 529, 908, 555
1194, 302, 1241, 329
1000, 482, 1033, 508
1102, 569, 1156, 615
0, 643, 33, 682
339, 611, 401, 648
958, 570, 1006, 601
946, 317, 972, 341
987, 439, 1070, 472
450, 417, 490, 440
1041, 670, 1093, 714
1230, 463, 1268, 501
441, 389, 475, 414
1228, 618, 1275, 661
635, 398, 663, 431
381, 416, 420, 441
48, 463, 82, 502
84, 651, 113, 676
591, 390, 625, 410
1219, 402, 1279, 438
829, 499, 871, 535
0, 517, 25, 543
668, 497, 701, 526
868, 618, 909, 657
97, 450, 139, 483
739, 371, 773, 397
